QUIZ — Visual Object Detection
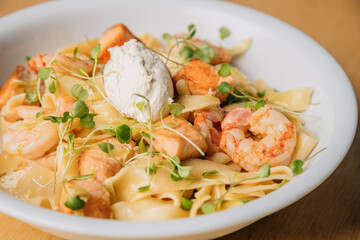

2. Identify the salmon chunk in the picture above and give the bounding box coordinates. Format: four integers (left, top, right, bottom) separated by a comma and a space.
27, 53, 94, 76
173, 59, 234, 102
0, 65, 37, 109
148, 116, 207, 160
59, 179, 111, 219
171, 33, 232, 65
98, 23, 138, 64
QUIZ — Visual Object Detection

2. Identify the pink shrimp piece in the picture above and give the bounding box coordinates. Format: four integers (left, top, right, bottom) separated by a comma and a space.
193, 107, 225, 155
220, 106, 297, 172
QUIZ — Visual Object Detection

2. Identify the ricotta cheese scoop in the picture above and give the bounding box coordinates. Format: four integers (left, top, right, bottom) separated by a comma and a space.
103, 39, 174, 122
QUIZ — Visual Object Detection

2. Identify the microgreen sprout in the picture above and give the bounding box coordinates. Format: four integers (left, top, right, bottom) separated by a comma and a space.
258, 164, 271, 178
162, 33, 172, 43
181, 197, 193, 211
164, 24, 215, 64
138, 185, 150, 192
116, 124, 132, 144
98, 142, 114, 153
64, 196, 84, 210
26, 90, 39, 103
25, 55, 31, 61
201, 203, 216, 214
219, 26, 231, 40
218, 63, 232, 77
48, 80, 56, 93
71, 84, 88, 101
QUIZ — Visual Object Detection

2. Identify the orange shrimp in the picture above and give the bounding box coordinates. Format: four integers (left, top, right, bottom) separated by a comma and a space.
193, 107, 224, 155
220, 106, 297, 172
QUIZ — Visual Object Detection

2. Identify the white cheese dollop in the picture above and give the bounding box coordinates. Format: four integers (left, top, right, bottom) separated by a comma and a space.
103, 39, 174, 122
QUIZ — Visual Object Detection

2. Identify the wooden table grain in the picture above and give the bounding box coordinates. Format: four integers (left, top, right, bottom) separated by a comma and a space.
0, 0, 359, 239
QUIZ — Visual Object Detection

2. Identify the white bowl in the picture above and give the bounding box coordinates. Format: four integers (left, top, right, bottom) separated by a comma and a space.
0, 0, 357, 239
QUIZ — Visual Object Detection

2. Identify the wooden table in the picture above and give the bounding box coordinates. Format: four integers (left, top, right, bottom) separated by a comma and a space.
0, 0, 359, 239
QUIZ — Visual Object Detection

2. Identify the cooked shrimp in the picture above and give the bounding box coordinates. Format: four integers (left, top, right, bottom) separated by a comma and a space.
27, 53, 94, 76
3, 105, 42, 122
34, 151, 56, 171
98, 23, 138, 64
78, 138, 135, 183
2, 119, 59, 160
193, 107, 224, 155
220, 106, 296, 172
173, 59, 234, 102
59, 179, 111, 218
0, 65, 37, 109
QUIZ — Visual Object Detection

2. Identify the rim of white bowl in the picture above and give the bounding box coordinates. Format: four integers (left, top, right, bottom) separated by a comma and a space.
0, 0, 357, 239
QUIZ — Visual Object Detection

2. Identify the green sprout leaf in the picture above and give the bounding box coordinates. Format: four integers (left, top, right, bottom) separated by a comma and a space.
64, 196, 84, 210
219, 26, 231, 40
202, 170, 219, 177
290, 160, 304, 174
255, 100, 267, 110
38, 67, 51, 80
168, 103, 185, 116
26, 91, 38, 103
62, 112, 71, 123
258, 90, 266, 98
216, 81, 232, 94
25, 55, 31, 61
71, 84, 88, 101
218, 63, 231, 77
138, 185, 150, 192
258, 164, 271, 178
141, 132, 151, 139
35, 112, 42, 118
145, 163, 157, 175
116, 124, 132, 144
162, 33, 172, 42
43, 115, 63, 123
178, 166, 192, 178
172, 156, 181, 165
138, 138, 148, 153
98, 142, 114, 153
227, 90, 249, 104
136, 101, 145, 112
187, 24, 196, 39
242, 199, 251, 204
68, 134, 75, 143
179, 46, 194, 62
79, 114, 96, 129
243, 102, 252, 108
78, 67, 89, 77
181, 197, 193, 211
73, 47, 78, 58
72, 101, 89, 118
201, 203, 215, 214
91, 43, 101, 60
105, 128, 116, 137
193, 44, 215, 64
48, 80, 56, 93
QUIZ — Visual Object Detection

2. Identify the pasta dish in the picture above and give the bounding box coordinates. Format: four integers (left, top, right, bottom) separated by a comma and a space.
0, 23, 319, 220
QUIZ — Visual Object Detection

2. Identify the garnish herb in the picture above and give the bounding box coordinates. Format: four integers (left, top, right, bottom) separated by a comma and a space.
71, 84, 88, 101
26, 90, 39, 103
258, 164, 271, 178
218, 63, 232, 77
181, 197, 193, 211
98, 142, 114, 153
138, 185, 150, 192
25, 55, 31, 61
64, 196, 85, 210
201, 203, 216, 214
116, 124, 132, 144
255, 100, 266, 110
290, 160, 304, 174
219, 26, 231, 40
48, 80, 56, 93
